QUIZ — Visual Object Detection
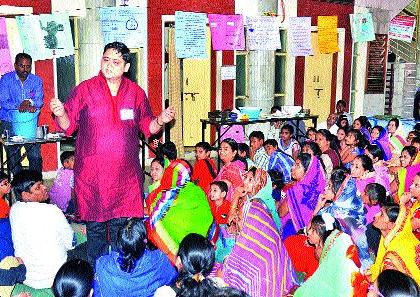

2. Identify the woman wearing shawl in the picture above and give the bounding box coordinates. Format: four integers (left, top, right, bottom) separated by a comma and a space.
281, 153, 327, 238
388, 118, 407, 158
353, 116, 372, 143
315, 129, 341, 179
314, 169, 372, 270
407, 172, 420, 240
365, 145, 391, 194
294, 214, 363, 297
220, 168, 297, 296
370, 126, 392, 161
215, 138, 246, 202
390, 146, 419, 201
146, 159, 213, 263
350, 155, 376, 195
368, 202, 420, 285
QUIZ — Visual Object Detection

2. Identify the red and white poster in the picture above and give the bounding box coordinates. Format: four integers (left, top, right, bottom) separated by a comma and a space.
388, 15, 416, 42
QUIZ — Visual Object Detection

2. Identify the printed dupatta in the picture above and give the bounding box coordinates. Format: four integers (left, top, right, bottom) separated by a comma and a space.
146, 160, 213, 263
286, 156, 327, 231
371, 128, 392, 161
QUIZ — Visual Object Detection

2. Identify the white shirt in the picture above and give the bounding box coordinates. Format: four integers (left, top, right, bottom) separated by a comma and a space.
10, 201, 74, 289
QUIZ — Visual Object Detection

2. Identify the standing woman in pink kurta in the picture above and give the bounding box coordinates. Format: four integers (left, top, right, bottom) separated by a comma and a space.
50, 42, 175, 266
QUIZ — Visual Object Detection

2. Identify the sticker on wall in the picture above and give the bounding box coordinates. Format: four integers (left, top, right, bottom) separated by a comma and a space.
317, 16, 339, 54
208, 14, 245, 51
350, 13, 375, 43
246, 16, 281, 51
175, 11, 207, 59
288, 17, 312, 56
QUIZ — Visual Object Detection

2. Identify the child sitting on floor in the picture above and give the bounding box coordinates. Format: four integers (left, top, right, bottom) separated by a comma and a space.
191, 142, 216, 192
208, 181, 231, 225
49, 151, 75, 214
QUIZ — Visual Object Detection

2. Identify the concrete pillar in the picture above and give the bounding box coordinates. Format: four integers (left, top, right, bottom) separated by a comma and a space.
78, 0, 115, 82
245, 0, 277, 114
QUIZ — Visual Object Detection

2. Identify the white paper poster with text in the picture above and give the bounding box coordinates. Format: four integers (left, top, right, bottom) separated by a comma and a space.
175, 11, 207, 59
289, 17, 312, 56
39, 13, 74, 58
389, 15, 416, 42
99, 6, 147, 48
246, 16, 281, 51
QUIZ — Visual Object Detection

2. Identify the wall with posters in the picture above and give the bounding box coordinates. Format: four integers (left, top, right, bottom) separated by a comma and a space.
147, 1, 235, 114
295, 0, 354, 113
1, 1, 59, 172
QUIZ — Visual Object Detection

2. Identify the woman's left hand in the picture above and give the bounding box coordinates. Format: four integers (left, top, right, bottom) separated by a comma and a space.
160, 106, 175, 124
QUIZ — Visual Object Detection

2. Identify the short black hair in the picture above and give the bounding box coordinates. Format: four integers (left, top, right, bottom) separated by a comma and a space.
389, 117, 400, 129
157, 141, 177, 161
103, 42, 131, 64
12, 170, 43, 202
195, 142, 212, 152
383, 203, 400, 223
238, 143, 250, 157
212, 287, 251, 297
366, 144, 384, 161
60, 151, 75, 166
336, 100, 346, 107
281, 124, 294, 135
377, 269, 419, 297
263, 139, 278, 148
15, 53, 32, 64
411, 136, 420, 145
210, 181, 228, 194
249, 130, 264, 141
364, 183, 388, 205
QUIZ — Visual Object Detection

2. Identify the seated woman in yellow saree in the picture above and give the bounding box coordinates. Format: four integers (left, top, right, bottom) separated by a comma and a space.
368, 202, 420, 285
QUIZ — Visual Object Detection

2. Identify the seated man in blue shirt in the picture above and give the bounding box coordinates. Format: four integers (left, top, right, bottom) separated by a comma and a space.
0, 53, 44, 175
264, 138, 295, 184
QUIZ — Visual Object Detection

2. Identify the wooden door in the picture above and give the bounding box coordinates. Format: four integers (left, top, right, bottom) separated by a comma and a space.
303, 32, 333, 124
182, 28, 211, 146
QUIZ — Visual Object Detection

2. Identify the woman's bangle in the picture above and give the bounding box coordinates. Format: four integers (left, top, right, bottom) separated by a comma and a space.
156, 117, 163, 126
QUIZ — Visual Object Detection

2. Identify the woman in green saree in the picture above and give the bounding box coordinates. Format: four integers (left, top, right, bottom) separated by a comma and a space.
294, 213, 364, 297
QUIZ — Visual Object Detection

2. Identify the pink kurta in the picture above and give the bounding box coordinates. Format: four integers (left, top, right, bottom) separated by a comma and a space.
63, 73, 154, 222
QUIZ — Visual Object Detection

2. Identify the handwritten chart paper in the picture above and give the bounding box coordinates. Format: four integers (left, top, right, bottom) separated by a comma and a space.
0, 17, 13, 75
5, 18, 23, 61
175, 11, 207, 59
39, 13, 74, 58
208, 14, 245, 51
318, 16, 339, 54
99, 6, 147, 48
289, 17, 312, 56
350, 13, 375, 43
388, 15, 416, 42
246, 16, 281, 50
16, 15, 49, 61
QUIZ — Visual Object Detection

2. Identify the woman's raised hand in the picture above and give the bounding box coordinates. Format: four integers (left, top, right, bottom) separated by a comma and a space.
50, 98, 66, 117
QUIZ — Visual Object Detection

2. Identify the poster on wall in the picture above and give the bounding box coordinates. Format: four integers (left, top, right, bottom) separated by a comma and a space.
288, 17, 312, 56
221, 65, 236, 80
5, 18, 23, 62
245, 16, 281, 51
117, 0, 147, 7
350, 13, 375, 43
39, 13, 74, 58
99, 6, 147, 48
388, 15, 416, 42
0, 17, 13, 76
175, 11, 207, 59
317, 16, 339, 54
16, 15, 50, 61
208, 14, 245, 51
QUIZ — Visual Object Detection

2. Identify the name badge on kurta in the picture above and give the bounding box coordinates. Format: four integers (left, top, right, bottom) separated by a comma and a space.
120, 109, 134, 120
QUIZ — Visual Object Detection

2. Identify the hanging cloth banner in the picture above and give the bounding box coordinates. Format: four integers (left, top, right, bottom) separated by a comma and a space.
99, 6, 147, 49
0, 17, 13, 75
39, 13, 74, 58
175, 11, 207, 59
245, 16, 281, 51
288, 17, 312, 56
208, 14, 245, 51
317, 16, 339, 54
388, 15, 416, 42
16, 15, 50, 61
350, 13, 375, 43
